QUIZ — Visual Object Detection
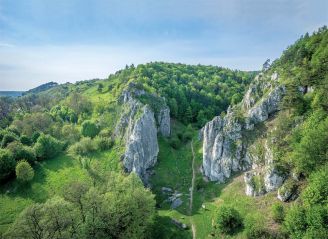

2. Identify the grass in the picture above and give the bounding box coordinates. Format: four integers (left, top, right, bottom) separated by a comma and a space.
0, 145, 123, 235
150, 123, 282, 239
0, 118, 282, 238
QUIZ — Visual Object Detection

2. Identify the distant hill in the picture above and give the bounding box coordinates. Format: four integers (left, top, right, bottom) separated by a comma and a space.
0, 91, 24, 97
23, 82, 58, 95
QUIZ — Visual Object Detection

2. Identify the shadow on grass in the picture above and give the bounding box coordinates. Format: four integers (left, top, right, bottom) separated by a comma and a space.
1, 153, 76, 202
150, 215, 192, 239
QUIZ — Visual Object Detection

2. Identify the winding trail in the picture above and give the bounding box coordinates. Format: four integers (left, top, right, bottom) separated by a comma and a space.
189, 140, 196, 239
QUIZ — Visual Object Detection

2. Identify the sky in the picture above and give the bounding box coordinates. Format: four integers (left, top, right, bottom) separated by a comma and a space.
0, 0, 327, 91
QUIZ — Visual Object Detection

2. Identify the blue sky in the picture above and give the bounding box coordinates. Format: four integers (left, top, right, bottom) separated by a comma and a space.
0, 0, 327, 90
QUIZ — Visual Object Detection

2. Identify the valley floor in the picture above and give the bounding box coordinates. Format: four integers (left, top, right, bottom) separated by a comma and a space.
0, 124, 281, 238
150, 124, 282, 239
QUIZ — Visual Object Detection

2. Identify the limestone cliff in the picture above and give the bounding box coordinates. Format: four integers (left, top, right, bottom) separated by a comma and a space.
115, 85, 170, 181
202, 71, 285, 189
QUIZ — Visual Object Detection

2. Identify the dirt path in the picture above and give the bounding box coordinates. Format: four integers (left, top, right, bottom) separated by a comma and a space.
189, 140, 196, 239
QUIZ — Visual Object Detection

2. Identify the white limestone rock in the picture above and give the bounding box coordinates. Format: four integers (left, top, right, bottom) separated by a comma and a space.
202, 72, 285, 187
158, 106, 171, 137
122, 105, 159, 179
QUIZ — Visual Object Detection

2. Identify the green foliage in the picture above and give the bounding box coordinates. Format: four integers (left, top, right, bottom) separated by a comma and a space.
284, 204, 328, 239
19, 135, 32, 146
214, 205, 243, 235
81, 120, 100, 138
6, 173, 156, 239
284, 205, 307, 239
290, 112, 328, 175
31, 131, 40, 143
284, 166, 328, 238
0, 149, 15, 182
169, 136, 181, 149
34, 134, 63, 160
15, 160, 34, 183
302, 165, 328, 207
134, 62, 255, 125
97, 83, 104, 92
68, 137, 97, 157
271, 202, 285, 223
66, 92, 92, 115
50, 105, 78, 123
244, 216, 275, 239
1, 132, 17, 148
61, 124, 81, 144
12, 112, 53, 136
94, 136, 113, 151
6, 141, 36, 164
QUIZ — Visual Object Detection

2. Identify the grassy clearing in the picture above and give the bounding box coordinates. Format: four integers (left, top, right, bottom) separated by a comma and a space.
0, 145, 123, 235
150, 125, 281, 239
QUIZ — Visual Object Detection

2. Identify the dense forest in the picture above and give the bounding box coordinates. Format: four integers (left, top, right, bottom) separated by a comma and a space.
0, 27, 327, 239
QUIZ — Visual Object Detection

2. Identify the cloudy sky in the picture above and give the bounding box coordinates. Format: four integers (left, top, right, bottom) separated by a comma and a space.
0, 0, 327, 90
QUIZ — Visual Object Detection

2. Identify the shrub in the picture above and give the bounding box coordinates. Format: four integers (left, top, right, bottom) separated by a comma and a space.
271, 202, 285, 223
34, 134, 63, 160
244, 216, 273, 239
61, 124, 81, 144
20, 135, 32, 146
284, 204, 307, 238
1, 132, 18, 148
170, 137, 181, 149
214, 205, 243, 235
7, 142, 36, 164
31, 132, 40, 143
68, 137, 97, 157
94, 136, 113, 151
81, 120, 99, 138
16, 160, 34, 183
0, 149, 16, 182
99, 128, 112, 138
302, 165, 328, 206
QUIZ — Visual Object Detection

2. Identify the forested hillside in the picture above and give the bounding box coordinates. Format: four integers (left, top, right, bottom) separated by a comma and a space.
0, 26, 327, 239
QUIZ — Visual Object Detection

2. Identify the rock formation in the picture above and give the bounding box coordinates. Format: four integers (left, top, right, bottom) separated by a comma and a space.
202, 72, 284, 184
115, 85, 170, 181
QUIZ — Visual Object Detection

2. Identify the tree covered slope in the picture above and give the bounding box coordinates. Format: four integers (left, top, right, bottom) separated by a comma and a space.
0, 26, 327, 239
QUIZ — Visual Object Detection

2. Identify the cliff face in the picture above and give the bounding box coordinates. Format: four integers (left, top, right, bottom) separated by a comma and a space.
202, 72, 285, 188
115, 86, 170, 181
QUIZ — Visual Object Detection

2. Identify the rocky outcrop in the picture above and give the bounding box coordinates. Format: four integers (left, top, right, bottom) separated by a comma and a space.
277, 179, 299, 202
244, 171, 266, 196
202, 109, 250, 182
122, 105, 159, 179
158, 106, 170, 137
202, 72, 285, 184
115, 85, 170, 181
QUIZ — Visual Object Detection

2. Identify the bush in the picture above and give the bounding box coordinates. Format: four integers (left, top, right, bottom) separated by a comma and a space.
31, 132, 40, 143
1, 132, 18, 148
214, 205, 243, 235
34, 134, 63, 160
68, 137, 97, 157
61, 124, 81, 144
7, 142, 36, 164
170, 137, 181, 149
20, 135, 32, 146
284, 205, 307, 238
99, 128, 112, 138
302, 165, 328, 206
81, 120, 99, 138
0, 149, 16, 182
244, 216, 273, 239
15, 160, 34, 183
271, 202, 285, 223
94, 136, 113, 151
